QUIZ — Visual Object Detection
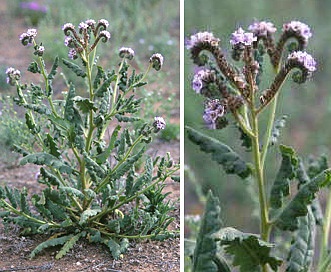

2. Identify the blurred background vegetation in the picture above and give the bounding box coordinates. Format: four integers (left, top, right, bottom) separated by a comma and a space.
184, 0, 331, 234
0, 0, 179, 165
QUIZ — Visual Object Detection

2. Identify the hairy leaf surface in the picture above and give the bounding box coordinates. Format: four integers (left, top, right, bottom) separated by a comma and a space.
286, 206, 315, 272
275, 169, 331, 231
62, 59, 86, 78
20, 153, 72, 174
270, 145, 298, 209
192, 191, 230, 272
56, 233, 82, 259
219, 228, 282, 271
186, 127, 251, 179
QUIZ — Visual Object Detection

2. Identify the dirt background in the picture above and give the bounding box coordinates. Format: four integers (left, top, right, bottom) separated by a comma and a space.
0, 1, 180, 272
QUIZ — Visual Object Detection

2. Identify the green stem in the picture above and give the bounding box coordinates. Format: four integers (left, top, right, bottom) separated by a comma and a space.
95, 134, 144, 193
90, 167, 179, 223
318, 187, 331, 270
260, 93, 279, 170
251, 113, 270, 241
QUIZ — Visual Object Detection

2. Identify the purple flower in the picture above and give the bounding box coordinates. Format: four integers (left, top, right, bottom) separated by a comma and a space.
283, 21, 312, 41
6, 67, 21, 86
68, 48, 78, 60
186, 31, 219, 49
98, 19, 109, 28
248, 21, 277, 36
78, 22, 89, 30
230, 27, 257, 46
288, 51, 316, 72
20, 1, 47, 13
153, 116, 166, 132
203, 99, 226, 129
19, 28, 37, 46
191, 69, 210, 93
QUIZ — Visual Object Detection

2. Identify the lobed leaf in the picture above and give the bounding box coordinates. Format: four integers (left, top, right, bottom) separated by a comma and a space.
219, 227, 282, 272
48, 56, 59, 80
274, 169, 331, 231
186, 126, 252, 179
111, 147, 146, 182
107, 238, 121, 259
72, 96, 98, 113
128, 157, 153, 196
95, 74, 116, 97
56, 233, 83, 259
46, 134, 61, 158
270, 145, 298, 209
192, 191, 229, 272
79, 209, 101, 225
62, 58, 86, 78
286, 206, 315, 272
64, 84, 76, 122
96, 125, 121, 164
30, 234, 73, 259
20, 153, 73, 174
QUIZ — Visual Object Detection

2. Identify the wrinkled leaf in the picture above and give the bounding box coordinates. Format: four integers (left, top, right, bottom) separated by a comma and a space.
270, 115, 287, 145
186, 126, 251, 179
275, 169, 331, 231
286, 206, 315, 272
62, 58, 86, 78
192, 191, 230, 272
270, 145, 298, 209
218, 227, 282, 271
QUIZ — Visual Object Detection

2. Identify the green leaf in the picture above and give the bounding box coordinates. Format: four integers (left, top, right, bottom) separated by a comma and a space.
128, 157, 153, 196
115, 114, 140, 123
107, 238, 121, 259
39, 167, 61, 187
62, 58, 86, 78
186, 126, 251, 179
59, 187, 85, 200
219, 228, 282, 271
20, 153, 73, 174
275, 169, 331, 231
64, 84, 76, 122
111, 147, 145, 182
56, 233, 82, 259
72, 96, 98, 113
96, 125, 121, 164
95, 74, 116, 97
27, 61, 41, 74
30, 234, 73, 259
286, 206, 315, 272
48, 56, 59, 80
93, 66, 105, 90
79, 209, 101, 225
46, 134, 61, 158
270, 145, 298, 209
192, 191, 229, 272
297, 159, 324, 225
307, 155, 329, 179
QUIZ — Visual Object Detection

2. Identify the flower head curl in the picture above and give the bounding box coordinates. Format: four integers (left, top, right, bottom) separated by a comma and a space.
6, 67, 21, 86
149, 53, 164, 71
119, 47, 135, 60
186, 31, 220, 50
283, 21, 312, 42
20, 28, 37, 46
288, 51, 316, 72
153, 116, 166, 132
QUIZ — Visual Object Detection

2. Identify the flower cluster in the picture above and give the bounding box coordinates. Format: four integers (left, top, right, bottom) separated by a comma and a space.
186, 20, 316, 129
62, 19, 111, 60
185, 31, 220, 50
153, 116, 166, 132
19, 28, 37, 46
149, 53, 164, 71
203, 99, 226, 130
119, 47, 135, 60
248, 21, 277, 37
283, 21, 312, 43
288, 51, 316, 72
5, 67, 21, 86
230, 27, 257, 46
